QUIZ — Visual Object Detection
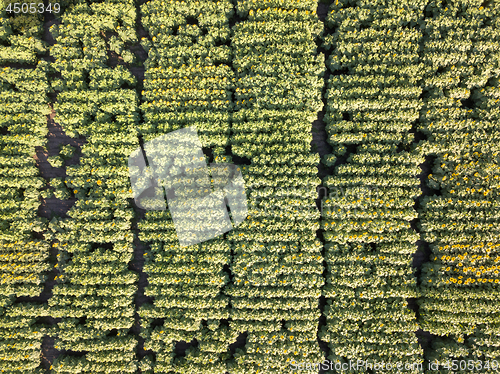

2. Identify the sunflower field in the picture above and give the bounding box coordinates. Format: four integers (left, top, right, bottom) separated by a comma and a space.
0, 0, 499, 373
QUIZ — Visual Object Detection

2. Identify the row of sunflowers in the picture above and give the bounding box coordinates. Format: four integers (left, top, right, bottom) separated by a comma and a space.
0, 2, 60, 370
0, 64, 49, 373
226, 0, 326, 373
321, 0, 426, 371
46, 0, 141, 373
137, 1, 236, 373
418, 0, 500, 367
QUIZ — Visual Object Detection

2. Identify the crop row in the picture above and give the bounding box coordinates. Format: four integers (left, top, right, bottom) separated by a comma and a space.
0, 2, 55, 371
227, 1, 325, 373
321, 0, 426, 371
418, 0, 500, 368
0, 64, 49, 373
47, 1, 140, 373
137, 1, 235, 373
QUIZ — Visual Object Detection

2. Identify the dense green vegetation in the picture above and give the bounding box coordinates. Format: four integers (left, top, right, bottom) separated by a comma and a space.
228, 0, 325, 372
138, 1, 234, 373
0, 64, 50, 373
0, 0, 498, 372
321, 0, 424, 370
418, 0, 500, 367
47, 1, 140, 372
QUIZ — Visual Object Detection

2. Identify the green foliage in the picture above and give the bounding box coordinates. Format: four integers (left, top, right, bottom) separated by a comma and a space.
59, 144, 75, 160
47, 1, 140, 372
47, 155, 64, 168
321, 0, 425, 369
225, 0, 325, 371
50, 178, 71, 200
0, 0, 498, 371
0, 60, 49, 372
137, 1, 239, 371
0, 0, 46, 64
417, 0, 500, 364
